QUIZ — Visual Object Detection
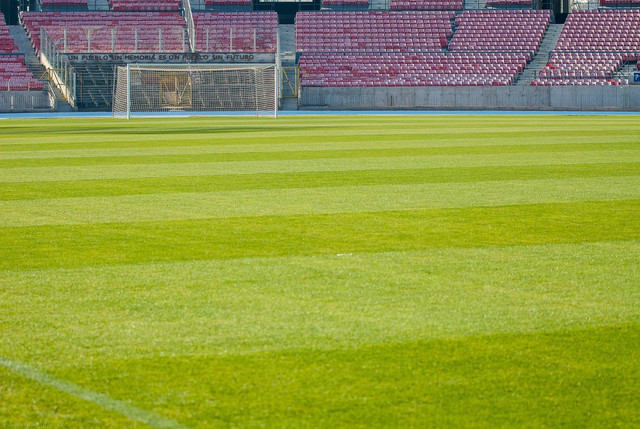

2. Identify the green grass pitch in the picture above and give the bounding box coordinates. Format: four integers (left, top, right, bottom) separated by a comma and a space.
0, 114, 639, 427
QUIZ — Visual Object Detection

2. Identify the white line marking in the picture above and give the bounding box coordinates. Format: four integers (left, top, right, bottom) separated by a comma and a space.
0, 356, 187, 428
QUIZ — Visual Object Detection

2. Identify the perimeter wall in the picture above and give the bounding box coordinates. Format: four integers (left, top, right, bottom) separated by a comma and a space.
300, 86, 640, 111
0, 91, 54, 112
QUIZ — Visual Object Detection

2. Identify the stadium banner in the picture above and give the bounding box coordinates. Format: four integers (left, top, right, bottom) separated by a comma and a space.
631, 71, 640, 85
62, 52, 276, 64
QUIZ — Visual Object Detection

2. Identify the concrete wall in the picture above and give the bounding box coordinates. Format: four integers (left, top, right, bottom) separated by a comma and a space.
300, 86, 640, 111
0, 91, 54, 112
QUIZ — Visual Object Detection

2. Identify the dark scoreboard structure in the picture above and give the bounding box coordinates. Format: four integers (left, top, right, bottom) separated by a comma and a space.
253, 0, 320, 24
1, 0, 19, 25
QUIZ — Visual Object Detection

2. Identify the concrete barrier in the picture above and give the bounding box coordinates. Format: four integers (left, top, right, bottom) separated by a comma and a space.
300, 86, 640, 111
0, 91, 55, 113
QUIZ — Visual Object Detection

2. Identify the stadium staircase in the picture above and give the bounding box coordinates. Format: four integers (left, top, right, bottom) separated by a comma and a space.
615, 62, 638, 81
516, 23, 563, 86
9, 24, 74, 111
278, 24, 296, 66
278, 23, 299, 109
89, 0, 112, 11
369, 0, 388, 10
463, 0, 486, 9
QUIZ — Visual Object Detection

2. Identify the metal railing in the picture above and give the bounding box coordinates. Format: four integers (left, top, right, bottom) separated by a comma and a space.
281, 66, 299, 97
20, 0, 111, 12
40, 26, 191, 54
40, 28, 77, 106
182, 0, 197, 52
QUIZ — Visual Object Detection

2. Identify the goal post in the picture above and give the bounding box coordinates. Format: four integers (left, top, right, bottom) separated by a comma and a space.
113, 63, 278, 119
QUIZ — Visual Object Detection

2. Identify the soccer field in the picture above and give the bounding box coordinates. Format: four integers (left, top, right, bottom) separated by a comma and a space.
0, 115, 639, 427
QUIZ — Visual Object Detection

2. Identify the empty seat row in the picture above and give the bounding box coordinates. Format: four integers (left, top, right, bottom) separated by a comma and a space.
600, 0, 640, 4
205, 0, 252, 5
22, 12, 187, 53
531, 78, 628, 86
0, 56, 43, 91
193, 12, 278, 52
555, 9, 640, 52
109, 0, 181, 11
299, 52, 529, 87
485, 0, 532, 5
535, 9, 640, 86
449, 10, 550, 54
0, 21, 19, 54
296, 11, 454, 53
41, 0, 87, 6
390, 0, 463, 11
324, 0, 370, 6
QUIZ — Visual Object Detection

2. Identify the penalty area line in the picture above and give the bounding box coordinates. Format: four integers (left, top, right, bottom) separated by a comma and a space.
0, 356, 186, 429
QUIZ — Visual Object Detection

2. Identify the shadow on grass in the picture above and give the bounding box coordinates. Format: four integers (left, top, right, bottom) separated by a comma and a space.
75, 324, 640, 427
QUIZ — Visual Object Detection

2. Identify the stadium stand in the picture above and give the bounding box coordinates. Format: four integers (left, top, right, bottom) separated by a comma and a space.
448, 10, 550, 54
296, 11, 455, 53
0, 25, 19, 54
390, 0, 463, 11
533, 9, 639, 85
193, 12, 278, 52
0, 55, 44, 91
323, 0, 370, 6
298, 10, 547, 87
109, 0, 181, 11
600, 0, 640, 5
22, 12, 187, 53
485, 0, 533, 7
40, 0, 88, 7
554, 9, 640, 52
299, 52, 529, 86
205, 0, 252, 5
1, 19, 42, 91
7, 0, 639, 109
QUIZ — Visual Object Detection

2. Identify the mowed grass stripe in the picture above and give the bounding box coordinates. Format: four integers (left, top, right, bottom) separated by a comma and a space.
1, 149, 637, 183
1, 116, 638, 148
2, 162, 637, 201
1, 199, 638, 270
1, 131, 637, 153
2, 176, 639, 227
2, 241, 638, 358
0, 357, 186, 429
2, 241, 638, 427
2, 135, 640, 159
76, 326, 640, 428
2, 326, 637, 427
1, 142, 638, 168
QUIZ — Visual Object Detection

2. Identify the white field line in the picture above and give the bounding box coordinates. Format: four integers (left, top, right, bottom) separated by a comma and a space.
0, 356, 187, 429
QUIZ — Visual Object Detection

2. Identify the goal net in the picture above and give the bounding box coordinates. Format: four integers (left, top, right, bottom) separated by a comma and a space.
113, 64, 278, 118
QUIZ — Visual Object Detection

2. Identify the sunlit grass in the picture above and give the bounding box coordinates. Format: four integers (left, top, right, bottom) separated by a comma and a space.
0, 115, 638, 427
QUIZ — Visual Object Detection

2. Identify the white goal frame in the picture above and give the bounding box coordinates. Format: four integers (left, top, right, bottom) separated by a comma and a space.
113, 63, 279, 119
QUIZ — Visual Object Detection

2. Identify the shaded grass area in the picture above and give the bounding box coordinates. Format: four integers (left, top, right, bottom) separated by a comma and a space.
91, 324, 638, 428
0, 162, 637, 201
2, 142, 639, 168
2, 325, 638, 428
1, 199, 639, 270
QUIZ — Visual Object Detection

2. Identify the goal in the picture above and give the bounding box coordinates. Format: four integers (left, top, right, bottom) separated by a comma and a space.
112, 64, 278, 118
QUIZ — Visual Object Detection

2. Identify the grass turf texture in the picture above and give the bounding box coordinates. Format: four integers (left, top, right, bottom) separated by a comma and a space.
0, 115, 639, 427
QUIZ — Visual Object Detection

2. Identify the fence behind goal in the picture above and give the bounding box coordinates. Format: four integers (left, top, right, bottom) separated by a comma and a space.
113, 64, 278, 118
